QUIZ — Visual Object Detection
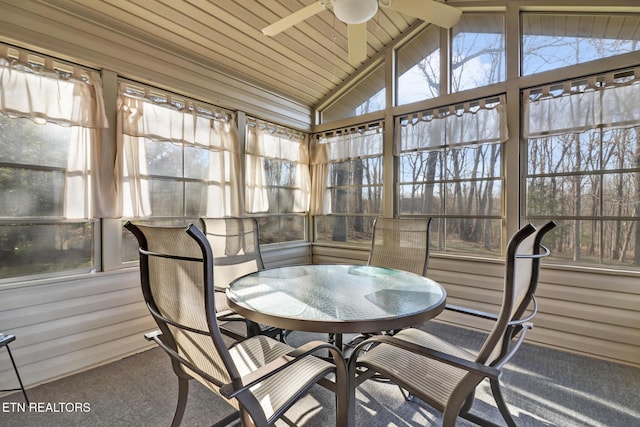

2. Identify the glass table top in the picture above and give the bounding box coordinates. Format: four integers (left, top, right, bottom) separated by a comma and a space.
227, 264, 447, 334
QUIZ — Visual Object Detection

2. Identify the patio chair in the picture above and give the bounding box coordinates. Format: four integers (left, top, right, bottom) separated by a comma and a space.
338, 216, 434, 347
199, 217, 281, 341
124, 222, 348, 427
367, 217, 432, 276
348, 221, 556, 427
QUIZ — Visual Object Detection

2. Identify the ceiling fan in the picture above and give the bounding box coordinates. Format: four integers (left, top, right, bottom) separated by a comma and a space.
262, 0, 462, 65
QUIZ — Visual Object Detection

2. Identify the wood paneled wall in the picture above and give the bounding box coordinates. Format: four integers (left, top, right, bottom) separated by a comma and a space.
0, 245, 311, 390
0, 271, 155, 388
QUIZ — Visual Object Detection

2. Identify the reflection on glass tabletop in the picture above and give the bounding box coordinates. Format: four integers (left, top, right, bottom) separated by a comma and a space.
227, 264, 446, 333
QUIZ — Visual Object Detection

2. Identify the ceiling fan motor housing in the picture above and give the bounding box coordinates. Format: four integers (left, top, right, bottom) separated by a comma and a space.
333, 0, 378, 24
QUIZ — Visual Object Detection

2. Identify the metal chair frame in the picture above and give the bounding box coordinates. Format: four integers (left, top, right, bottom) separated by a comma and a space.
125, 222, 348, 427
349, 221, 556, 427
0, 334, 29, 403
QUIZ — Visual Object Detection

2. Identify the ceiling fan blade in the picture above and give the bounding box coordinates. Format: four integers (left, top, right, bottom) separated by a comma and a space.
262, 1, 327, 36
348, 23, 367, 65
387, 0, 462, 28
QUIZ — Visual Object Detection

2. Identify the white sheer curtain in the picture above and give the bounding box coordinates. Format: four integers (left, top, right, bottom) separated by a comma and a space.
245, 120, 310, 213
395, 95, 508, 154
0, 44, 109, 219
311, 121, 383, 215
118, 82, 241, 218
523, 69, 640, 137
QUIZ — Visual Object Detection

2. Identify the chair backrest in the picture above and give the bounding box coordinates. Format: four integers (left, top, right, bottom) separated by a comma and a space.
199, 217, 264, 289
124, 222, 242, 410
367, 217, 432, 276
476, 221, 556, 366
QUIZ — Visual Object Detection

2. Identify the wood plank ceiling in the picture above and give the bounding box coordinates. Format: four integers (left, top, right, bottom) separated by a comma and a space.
33, 0, 419, 110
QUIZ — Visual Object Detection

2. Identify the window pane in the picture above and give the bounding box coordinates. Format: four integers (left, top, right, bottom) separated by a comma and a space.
184, 146, 210, 180
523, 13, 640, 76
399, 151, 444, 183
445, 144, 501, 180
146, 140, 182, 177
451, 14, 505, 92
398, 183, 443, 215
314, 216, 375, 244
121, 227, 139, 263
430, 217, 502, 255
0, 223, 93, 279
185, 181, 207, 216
328, 157, 383, 187
397, 25, 440, 105
543, 220, 640, 268
322, 63, 385, 123
328, 187, 383, 215
444, 180, 502, 216
527, 134, 601, 175
149, 179, 183, 217
257, 215, 305, 244
0, 117, 70, 167
0, 167, 65, 217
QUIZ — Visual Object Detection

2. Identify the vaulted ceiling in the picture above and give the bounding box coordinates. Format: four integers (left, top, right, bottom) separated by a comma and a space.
21, 0, 429, 109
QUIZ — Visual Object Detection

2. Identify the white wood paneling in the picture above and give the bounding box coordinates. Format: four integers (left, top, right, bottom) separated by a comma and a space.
429, 257, 640, 367
261, 242, 312, 267
0, 270, 155, 388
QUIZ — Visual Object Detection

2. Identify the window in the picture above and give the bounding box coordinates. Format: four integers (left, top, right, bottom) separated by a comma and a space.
245, 118, 309, 244
322, 63, 385, 123
523, 70, 640, 268
397, 24, 440, 105
0, 45, 107, 280
397, 96, 506, 256
522, 13, 640, 76
119, 82, 240, 261
312, 122, 383, 243
451, 14, 505, 92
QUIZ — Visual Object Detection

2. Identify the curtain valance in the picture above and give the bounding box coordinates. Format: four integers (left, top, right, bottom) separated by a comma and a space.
312, 120, 384, 165
245, 117, 308, 163
395, 95, 507, 155
0, 45, 108, 129
523, 68, 640, 138
119, 83, 237, 152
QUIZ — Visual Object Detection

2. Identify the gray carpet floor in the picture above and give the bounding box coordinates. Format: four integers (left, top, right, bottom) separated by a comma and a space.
1, 322, 639, 427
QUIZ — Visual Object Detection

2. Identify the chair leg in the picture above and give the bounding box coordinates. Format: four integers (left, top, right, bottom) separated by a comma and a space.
490, 379, 517, 427
171, 377, 189, 427
5, 344, 29, 404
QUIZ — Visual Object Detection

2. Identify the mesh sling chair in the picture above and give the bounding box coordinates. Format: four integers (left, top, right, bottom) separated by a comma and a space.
367, 217, 432, 276
341, 216, 432, 346
124, 222, 348, 427
348, 221, 556, 427
199, 217, 281, 341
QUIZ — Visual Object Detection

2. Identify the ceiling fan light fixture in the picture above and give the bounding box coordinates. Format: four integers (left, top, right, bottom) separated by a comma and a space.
333, 0, 378, 24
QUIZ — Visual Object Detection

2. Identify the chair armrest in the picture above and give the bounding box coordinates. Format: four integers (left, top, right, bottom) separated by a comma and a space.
352, 335, 500, 380
144, 330, 162, 341
447, 297, 538, 327
445, 304, 498, 321
220, 340, 345, 399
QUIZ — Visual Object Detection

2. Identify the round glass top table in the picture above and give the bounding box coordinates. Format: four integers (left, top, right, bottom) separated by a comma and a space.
226, 264, 447, 347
